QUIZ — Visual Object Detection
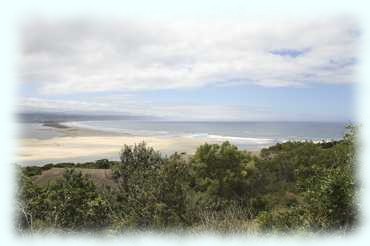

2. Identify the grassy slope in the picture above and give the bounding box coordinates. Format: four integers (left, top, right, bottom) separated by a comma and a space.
32, 167, 116, 188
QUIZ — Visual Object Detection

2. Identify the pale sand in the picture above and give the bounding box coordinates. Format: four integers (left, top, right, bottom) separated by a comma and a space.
17, 124, 261, 165
17, 135, 207, 165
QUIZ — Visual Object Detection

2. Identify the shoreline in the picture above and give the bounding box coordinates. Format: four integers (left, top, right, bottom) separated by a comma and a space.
17, 120, 341, 166
18, 121, 263, 166
17, 120, 343, 166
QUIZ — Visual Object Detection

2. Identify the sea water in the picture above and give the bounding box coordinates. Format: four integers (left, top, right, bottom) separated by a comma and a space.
64, 120, 348, 150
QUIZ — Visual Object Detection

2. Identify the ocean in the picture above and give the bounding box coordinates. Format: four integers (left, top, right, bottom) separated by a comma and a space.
61, 120, 348, 150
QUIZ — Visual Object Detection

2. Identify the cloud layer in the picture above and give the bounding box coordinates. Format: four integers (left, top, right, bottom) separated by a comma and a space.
20, 17, 359, 95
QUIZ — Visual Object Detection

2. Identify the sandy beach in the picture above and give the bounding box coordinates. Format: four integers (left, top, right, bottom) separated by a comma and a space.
16, 119, 343, 166
16, 123, 224, 165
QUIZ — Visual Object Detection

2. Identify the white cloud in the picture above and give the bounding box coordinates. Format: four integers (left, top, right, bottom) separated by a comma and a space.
20, 17, 359, 95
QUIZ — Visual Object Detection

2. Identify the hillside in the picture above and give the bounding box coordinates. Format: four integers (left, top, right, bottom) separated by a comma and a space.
32, 168, 115, 188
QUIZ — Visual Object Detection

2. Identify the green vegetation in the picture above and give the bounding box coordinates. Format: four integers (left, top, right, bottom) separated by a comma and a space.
22, 159, 117, 177
16, 126, 358, 233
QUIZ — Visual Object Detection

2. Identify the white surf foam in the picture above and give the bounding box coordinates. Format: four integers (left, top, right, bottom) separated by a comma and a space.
185, 133, 274, 145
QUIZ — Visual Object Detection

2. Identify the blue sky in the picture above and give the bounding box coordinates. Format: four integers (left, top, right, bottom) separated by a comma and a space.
20, 82, 354, 122
137, 84, 354, 121
18, 17, 358, 121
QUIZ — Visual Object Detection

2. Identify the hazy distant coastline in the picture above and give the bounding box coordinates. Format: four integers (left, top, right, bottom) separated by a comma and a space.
42, 121, 70, 129
17, 112, 157, 123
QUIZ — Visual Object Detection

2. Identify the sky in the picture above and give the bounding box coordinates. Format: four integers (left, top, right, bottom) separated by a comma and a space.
18, 17, 359, 121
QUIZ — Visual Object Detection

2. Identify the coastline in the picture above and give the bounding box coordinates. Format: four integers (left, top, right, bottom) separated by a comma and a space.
19, 122, 263, 166
16, 120, 344, 166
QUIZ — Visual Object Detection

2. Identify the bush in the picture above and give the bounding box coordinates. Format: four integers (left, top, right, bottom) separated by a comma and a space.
112, 142, 166, 229
17, 169, 112, 231
189, 142, 256, 209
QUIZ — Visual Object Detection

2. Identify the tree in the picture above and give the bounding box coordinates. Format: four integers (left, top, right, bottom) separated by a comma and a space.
189, 141, 255, 210
112, 142, 166, 229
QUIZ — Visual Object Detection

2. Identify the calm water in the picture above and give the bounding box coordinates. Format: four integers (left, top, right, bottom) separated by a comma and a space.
64, 120, 348, 150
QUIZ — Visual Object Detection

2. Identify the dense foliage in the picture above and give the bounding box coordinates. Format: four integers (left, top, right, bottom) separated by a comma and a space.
17, 126, 358, 233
